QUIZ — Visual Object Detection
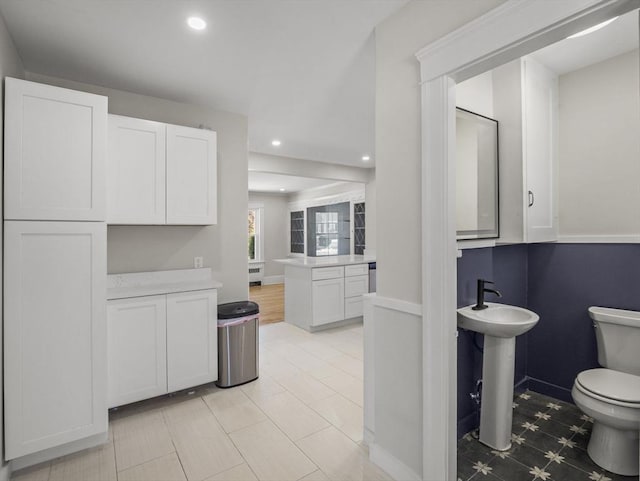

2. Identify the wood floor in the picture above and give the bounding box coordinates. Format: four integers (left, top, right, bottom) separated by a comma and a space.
249, 283, 284, 325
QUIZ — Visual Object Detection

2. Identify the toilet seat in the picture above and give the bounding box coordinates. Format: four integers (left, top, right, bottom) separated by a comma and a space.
576, 369, 640, 406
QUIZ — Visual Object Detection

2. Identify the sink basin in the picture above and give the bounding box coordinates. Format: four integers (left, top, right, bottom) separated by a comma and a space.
457, 302, 539, 338
457, 302, 540, 451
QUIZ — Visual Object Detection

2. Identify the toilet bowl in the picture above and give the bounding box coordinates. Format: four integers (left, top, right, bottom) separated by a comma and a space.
572, 306, 640, 476
572, 369, 640, 476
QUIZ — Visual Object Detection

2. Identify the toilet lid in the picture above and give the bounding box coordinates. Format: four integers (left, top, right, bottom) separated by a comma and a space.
577, 369, 640, 404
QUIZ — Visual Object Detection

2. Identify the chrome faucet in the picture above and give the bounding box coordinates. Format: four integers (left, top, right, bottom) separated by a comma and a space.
473, 279, 502, 310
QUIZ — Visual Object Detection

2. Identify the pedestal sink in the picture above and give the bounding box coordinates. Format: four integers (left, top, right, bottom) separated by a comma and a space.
457, 302, 539, 451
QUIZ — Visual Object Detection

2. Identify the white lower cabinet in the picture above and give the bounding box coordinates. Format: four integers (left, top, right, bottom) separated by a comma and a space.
107, 295, 167, 409
4, 221, 107, 460
107, 289, 217, 407
167, 290, 218, 392
312, 277, 345, 326
284, 263, 369, 331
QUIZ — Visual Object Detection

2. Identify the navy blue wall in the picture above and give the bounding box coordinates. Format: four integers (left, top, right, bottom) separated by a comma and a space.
457, 243, 640, 437
457, 245, 528, 437
527, 243, 640, 401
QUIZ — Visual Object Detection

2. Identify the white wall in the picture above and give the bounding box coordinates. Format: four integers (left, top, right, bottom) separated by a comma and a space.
374, 0, 503, 476
558, 49, 640, 237
26, 72, 249, 304
0, 11, 24, 480
375, 0, 503, 304
250, 152, 371, 183
248, 193, 288, 279
287, 182, 365, 205
456, 70, 494, 117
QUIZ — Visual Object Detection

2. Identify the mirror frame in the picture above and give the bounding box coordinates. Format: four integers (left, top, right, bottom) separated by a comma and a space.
456, 106, 500, 240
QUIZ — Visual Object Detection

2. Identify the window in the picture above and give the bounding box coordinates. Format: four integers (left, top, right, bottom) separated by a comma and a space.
290, 210, 305, 254
306, 202, 350, 257
315, 212, 339, 256
248, 206, 263, 261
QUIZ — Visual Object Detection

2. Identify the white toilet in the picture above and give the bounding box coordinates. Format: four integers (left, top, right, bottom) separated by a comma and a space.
572, 306, 640, 476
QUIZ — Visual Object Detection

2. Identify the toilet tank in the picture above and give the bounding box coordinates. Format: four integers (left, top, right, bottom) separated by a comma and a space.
590, 306, 640, 375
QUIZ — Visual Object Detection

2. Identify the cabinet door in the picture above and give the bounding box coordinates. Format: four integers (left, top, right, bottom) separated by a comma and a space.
166, 290, 217, 391
4, 78, 107, 221
4, 221, 107, 459
108, 115, 166, 224
166, 125, 217, 225
107, 296, 167, 408
522, 57, 559, 243
344, 274, 369, 298
312, 278, 345, 326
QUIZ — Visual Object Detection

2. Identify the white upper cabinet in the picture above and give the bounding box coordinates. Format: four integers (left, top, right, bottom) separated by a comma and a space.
4, 78, 107, 221
106, 117, 217, 225
166, 125, 217, 225
493, 57, 558, 244
522, 57, 559, 243
108, 115, 166, 224
4, 221, 107, 459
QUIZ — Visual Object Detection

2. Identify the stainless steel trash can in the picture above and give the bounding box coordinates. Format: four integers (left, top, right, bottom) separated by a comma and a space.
216, 301, 259, 388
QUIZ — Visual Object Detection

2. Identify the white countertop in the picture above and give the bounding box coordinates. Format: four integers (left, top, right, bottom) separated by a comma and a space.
107, 268, 222, 300
274, 255, 375, 268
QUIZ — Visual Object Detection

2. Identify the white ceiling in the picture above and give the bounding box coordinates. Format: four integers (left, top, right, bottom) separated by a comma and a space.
248, 171, 352, 194
531, 9, 638, 75
0, 0, 408, 167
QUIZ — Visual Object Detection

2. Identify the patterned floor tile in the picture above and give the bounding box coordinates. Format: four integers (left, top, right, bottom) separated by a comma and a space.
457, 454, 481, 481
537, 419, 578, 440
457, 390, 639, 481
521, 430, 568, 453
458, 433, 495, 462
487, 455, 532, 480
506, 442, 554, 470
544, 458, 601, 481
551, 406, 588, 427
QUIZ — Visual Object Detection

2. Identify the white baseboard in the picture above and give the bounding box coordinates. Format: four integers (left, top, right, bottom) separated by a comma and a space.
262, 275, 284, 285
10, 432, 108, 471
370, 443, 422, 481
0, 463, 9, 481
363, 428, 375, 446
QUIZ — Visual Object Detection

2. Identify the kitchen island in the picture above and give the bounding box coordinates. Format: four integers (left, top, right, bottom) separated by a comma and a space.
275, 255, 375, 331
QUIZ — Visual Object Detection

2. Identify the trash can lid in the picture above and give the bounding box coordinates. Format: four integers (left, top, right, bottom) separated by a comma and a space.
218, 301, 259, 319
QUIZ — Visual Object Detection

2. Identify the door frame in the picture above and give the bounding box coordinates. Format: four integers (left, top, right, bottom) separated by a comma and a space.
414, 1, 639, 479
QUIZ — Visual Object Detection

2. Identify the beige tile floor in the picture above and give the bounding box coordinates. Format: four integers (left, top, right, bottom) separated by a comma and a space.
12, 322, 393, 481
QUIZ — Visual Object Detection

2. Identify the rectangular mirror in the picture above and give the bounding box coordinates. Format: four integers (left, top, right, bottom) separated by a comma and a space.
456, 107, 499, 240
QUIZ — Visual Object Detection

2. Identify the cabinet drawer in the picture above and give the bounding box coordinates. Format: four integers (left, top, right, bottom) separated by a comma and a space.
345, 274, 369, 298
345, 264, 368, 277
345, 296, 363, 319
311, 266, 344, 281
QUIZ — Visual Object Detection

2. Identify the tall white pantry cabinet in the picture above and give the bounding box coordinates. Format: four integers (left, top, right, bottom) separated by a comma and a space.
4, 78, 108, 460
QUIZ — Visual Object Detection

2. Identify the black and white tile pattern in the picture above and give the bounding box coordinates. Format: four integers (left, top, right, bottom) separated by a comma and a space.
457, 390, 639, 481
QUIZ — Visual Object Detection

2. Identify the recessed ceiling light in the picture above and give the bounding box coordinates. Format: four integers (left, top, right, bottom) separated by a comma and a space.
187, 16, 207, 31
362, 155, 371, 162
272, 139, 282, 147
279, 188, 286, 192
567, 17, 618, 39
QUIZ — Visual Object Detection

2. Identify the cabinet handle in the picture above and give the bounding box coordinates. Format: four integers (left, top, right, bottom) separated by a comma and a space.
528, 190, 535, 207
